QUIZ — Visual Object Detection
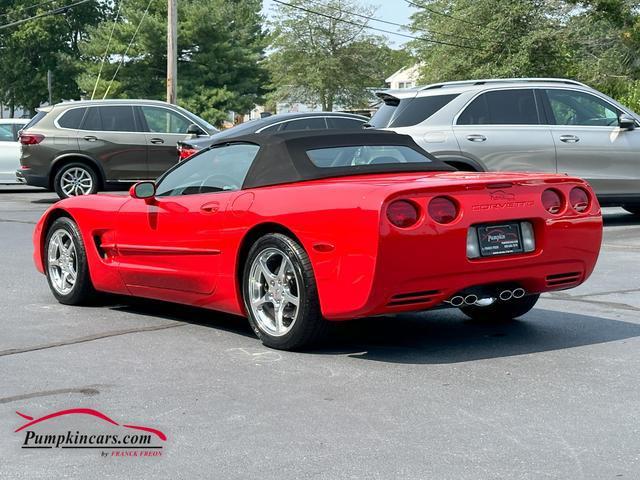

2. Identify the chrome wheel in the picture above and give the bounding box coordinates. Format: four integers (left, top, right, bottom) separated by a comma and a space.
248, 247, 301, 337
60, 167, 93, 196
47, 229, 77, 295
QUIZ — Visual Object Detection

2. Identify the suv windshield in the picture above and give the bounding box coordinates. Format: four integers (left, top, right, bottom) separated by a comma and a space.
370, 94, 459, 128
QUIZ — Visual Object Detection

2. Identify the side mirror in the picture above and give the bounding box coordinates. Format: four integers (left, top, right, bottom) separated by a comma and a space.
618, 113, 636, 130
186, 123, 206, 136
129, 181, 156, 200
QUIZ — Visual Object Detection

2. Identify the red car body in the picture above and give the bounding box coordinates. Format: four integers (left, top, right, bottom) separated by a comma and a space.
33, 166, 602, 321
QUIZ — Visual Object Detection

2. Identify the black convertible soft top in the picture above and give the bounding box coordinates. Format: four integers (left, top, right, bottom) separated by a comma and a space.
209, 130, 455, 189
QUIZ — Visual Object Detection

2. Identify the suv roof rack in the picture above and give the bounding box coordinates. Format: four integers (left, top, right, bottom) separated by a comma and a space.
420, 78, 588, 90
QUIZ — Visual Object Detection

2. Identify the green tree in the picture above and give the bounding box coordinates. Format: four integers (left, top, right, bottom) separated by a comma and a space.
267, 0, 408, 111
0, 0, 106, 115
79, 0, 269, 125
408, 0, 570, 84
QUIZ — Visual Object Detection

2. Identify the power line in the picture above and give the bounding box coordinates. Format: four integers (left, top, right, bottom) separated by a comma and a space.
271, 0, 478, 50
0, 0, 61, 19
0, 0, 91, 31
103, 0, 154, 99
404, 0, 502, 33
305, 0, 482, 45
91, 0, 122, 100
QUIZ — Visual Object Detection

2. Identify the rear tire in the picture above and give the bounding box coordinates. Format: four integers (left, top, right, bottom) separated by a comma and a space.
54, 162, 99, 199
44, 217, 97, 305
242, 233, 328, 350
624, 207, 640, 216
460, 294, 540, 322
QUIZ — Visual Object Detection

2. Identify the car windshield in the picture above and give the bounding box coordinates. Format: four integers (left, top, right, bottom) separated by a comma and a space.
306, 145, 432, 168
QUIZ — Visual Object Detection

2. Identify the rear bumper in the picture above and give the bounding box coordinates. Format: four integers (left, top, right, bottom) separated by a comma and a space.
334, 214, 602, 320
17, 168, 48, 188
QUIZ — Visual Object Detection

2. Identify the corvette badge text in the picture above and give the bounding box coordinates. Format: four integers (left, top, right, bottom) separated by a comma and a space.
15, 408, 166, 457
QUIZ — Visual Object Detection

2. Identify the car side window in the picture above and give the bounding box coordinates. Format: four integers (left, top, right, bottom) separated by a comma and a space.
81, 107, 102, 130
258, 123, 281, 133
141, 106, 191, 134
279, 117, 327, 131
457, 89, 539, 125
99, 106, 137, 132
326, 117, 366, 129
0, 124, 14, 142
156, 143, 260, 196
57, 108, 86, 129
545, 89, 620, 126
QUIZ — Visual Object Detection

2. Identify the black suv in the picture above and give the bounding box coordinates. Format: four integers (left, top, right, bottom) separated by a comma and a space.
17, 99, 216, 198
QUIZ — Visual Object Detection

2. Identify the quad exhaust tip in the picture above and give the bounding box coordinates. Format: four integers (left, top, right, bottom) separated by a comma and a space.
446, 287, 526, 307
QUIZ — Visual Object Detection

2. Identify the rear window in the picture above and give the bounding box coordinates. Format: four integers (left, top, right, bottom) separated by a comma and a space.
457, 89, 539, 125
81, 106, 138, 132
57, 108, 86, 129
370, 94, 458, 128
22, 110, 47, 130
306, 145, 431, 168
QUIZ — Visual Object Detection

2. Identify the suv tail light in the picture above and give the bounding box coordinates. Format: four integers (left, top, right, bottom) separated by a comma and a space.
19, 133, 44, 145
177, 145, 197, 161
541, 189, 564, 214
428, 196, 458, 224
387, 200, 420, 228
569, 187, 590, 213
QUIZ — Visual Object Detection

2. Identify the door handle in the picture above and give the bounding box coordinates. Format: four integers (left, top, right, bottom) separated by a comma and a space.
150, 138, 165, 144
200, 201, 219, 213
83, 135, 98, 142
559, 134, 580, 143
466, 134, 486, 142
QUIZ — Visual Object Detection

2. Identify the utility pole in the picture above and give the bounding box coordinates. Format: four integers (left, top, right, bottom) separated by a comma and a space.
167, 0, 177, 104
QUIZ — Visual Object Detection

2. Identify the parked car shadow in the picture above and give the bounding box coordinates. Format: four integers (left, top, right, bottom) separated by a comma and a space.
30, 198, 59, 204
92, 294, 640, 365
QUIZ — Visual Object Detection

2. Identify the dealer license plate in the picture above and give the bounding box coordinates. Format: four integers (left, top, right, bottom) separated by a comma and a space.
477, 223, 523, 257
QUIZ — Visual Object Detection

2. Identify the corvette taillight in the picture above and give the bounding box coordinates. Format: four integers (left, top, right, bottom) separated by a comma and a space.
177, 145, 197, 161
570, 187, 590, 213
428, 196, 458, 224
387, 200, 420, 228
19, 133, 44, 145
541, 189, 564, 214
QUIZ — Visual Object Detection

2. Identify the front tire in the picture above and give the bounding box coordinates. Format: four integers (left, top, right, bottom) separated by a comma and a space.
54, 162, 99, 199
44, 217, 97, 305
624, 207, 640, 216
243, 233, 328, 350
460, 294, 540, 322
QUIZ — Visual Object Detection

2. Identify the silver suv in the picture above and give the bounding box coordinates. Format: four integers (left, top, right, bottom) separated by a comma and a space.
371, 78, 640, 215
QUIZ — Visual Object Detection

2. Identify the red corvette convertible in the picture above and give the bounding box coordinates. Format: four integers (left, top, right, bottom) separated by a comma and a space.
33, 131, 602, 350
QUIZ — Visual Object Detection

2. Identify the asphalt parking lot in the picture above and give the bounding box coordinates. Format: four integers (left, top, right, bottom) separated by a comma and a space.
1, 185, 639, 479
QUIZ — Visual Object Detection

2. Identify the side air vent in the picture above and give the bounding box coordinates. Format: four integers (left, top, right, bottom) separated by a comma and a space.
387, 290, 441, 307
546, 272, 582, 288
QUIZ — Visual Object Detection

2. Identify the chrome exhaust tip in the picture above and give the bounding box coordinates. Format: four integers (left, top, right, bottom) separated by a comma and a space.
464, 294, 478, 305
512, 288, 525, 299
474, 297, 496, 307
499, 290, 513, 301
447, 295, 465, 307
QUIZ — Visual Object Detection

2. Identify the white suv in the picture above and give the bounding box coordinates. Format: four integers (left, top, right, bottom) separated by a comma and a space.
370, 78, 640, 215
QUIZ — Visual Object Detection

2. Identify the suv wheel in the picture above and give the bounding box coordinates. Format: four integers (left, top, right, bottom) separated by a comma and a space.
54, 162, 99, 199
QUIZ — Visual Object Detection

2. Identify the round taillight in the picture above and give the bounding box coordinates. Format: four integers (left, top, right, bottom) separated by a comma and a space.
541, 189, 564, 214
428, 196, 458, 224
570, 187, 590, 213
387, 200, 420, 228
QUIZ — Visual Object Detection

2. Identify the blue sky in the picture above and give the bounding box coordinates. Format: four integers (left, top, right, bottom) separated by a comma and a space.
262, 0, 416, 47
